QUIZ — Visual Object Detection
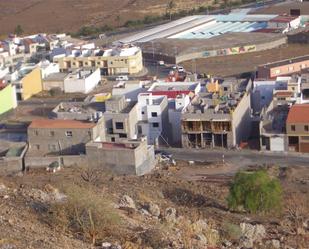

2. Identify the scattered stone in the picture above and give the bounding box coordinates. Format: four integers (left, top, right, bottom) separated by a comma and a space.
119, 195, 136, 210
240, 223, 266, 248
0, 183, 6, 191
144, 202, 160, 217
164, 207, 177, 223
271, 239, 280, 249
192, 219, 208, 233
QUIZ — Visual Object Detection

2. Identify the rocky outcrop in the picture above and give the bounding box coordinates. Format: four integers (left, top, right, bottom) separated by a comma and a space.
240, 223, 266, 248
119, 195, 136, 210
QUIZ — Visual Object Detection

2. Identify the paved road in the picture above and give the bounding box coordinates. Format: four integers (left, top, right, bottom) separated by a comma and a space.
162, 147, 309, 167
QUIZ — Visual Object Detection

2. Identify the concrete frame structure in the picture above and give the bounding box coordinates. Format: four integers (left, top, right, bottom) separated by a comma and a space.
181, 78, 252, 149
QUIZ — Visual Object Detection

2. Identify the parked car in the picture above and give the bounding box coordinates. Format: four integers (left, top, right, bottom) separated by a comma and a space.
158, 60, 165, 66
177, 66, 185, 72
116, 75, 129, 81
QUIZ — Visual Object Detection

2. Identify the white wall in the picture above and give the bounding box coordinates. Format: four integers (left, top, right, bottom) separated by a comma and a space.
137, 93, 166, 144
270, 136, 285, 152
41, 63, 60, 79
64, 68, 100, 94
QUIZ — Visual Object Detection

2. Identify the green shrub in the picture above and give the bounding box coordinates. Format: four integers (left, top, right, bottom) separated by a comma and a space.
227, 170, 282, 214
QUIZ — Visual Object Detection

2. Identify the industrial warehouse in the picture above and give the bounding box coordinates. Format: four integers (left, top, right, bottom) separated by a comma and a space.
118, 11, 304, 63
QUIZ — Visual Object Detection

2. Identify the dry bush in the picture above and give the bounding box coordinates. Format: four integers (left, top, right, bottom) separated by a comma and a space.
47, 184, 123, 245
285, 192, 309, 230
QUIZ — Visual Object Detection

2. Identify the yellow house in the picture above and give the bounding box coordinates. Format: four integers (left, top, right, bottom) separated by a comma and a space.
21, 67, 43, 100
54, 45, 143, 76
206, 79, 219, 93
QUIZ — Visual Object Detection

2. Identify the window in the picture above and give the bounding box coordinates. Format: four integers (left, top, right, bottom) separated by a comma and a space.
291, 87, 295, 91
152, 122, 159, 128
49, 131, 55, 137
223, 87, 228, 91
35, 144, 40, 150
88, 131, 92, 138
261, 96, 265, 100
111, 137, 115, 142
305, 125, 309, 132
65, 131, 73, 137
138, 125, 142, 134
119, 133, 127, 138
291, 125, 296, 131
34, 130, 39, 136
115, 122, 124, 129
141, 111, 145, 115
151, 112, 158, 117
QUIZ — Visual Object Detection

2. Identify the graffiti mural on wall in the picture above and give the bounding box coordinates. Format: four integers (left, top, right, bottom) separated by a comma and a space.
202, 45, 257, 58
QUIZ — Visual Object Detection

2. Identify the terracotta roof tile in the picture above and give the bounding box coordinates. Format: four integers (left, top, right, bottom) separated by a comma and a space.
287, 104, 309, 124
29, 119, 96, 129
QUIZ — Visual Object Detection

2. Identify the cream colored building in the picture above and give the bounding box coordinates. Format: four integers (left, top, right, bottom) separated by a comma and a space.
53, 45, 143, 76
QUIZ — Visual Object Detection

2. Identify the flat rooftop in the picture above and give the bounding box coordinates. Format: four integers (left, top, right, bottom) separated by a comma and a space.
44, 72, 68, 81
29, 119, 97, 129
53, 101, 105, 114
259, 55, 309, 69
119, 14, 279, 43
140, 32, 284, 57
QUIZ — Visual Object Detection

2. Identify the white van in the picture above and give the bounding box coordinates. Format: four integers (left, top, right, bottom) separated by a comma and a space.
116, 75, 129, 81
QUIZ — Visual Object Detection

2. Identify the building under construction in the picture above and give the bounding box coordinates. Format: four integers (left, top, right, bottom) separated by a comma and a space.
181, 78, 252, 149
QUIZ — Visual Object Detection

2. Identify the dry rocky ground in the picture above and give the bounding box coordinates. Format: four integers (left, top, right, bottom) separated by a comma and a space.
182, 44, 309, 77
0, 161, 308, 249
0, 0, 214, 36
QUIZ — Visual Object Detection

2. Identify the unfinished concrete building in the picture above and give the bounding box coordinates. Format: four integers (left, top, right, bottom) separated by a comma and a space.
181, 78, 252, 149
103, 95, 138, 142
86, 137, 155, 175
259, 101, 289, 152
51, 101, 105, 121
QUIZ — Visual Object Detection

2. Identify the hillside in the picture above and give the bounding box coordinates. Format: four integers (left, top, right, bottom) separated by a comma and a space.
0, 0, 212, 36
0, 163, 308, 248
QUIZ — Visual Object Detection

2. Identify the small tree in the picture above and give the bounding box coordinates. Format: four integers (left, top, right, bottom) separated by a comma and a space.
166, 0, 176, 20
227, 170, 282, 214
14, 25, 24, 36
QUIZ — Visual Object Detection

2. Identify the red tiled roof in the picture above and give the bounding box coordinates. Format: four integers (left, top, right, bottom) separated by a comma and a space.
29, 119, 96, 129
149, 90, 191, 99
287, 104, 309, 124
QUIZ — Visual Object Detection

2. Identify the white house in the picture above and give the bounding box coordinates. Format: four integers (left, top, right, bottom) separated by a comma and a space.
39, 61, 60, 79
137, 93, 169, 145
63, 68, 100, 94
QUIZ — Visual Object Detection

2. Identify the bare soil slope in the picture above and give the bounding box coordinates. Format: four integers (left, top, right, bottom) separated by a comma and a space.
0, 0, 211, 35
